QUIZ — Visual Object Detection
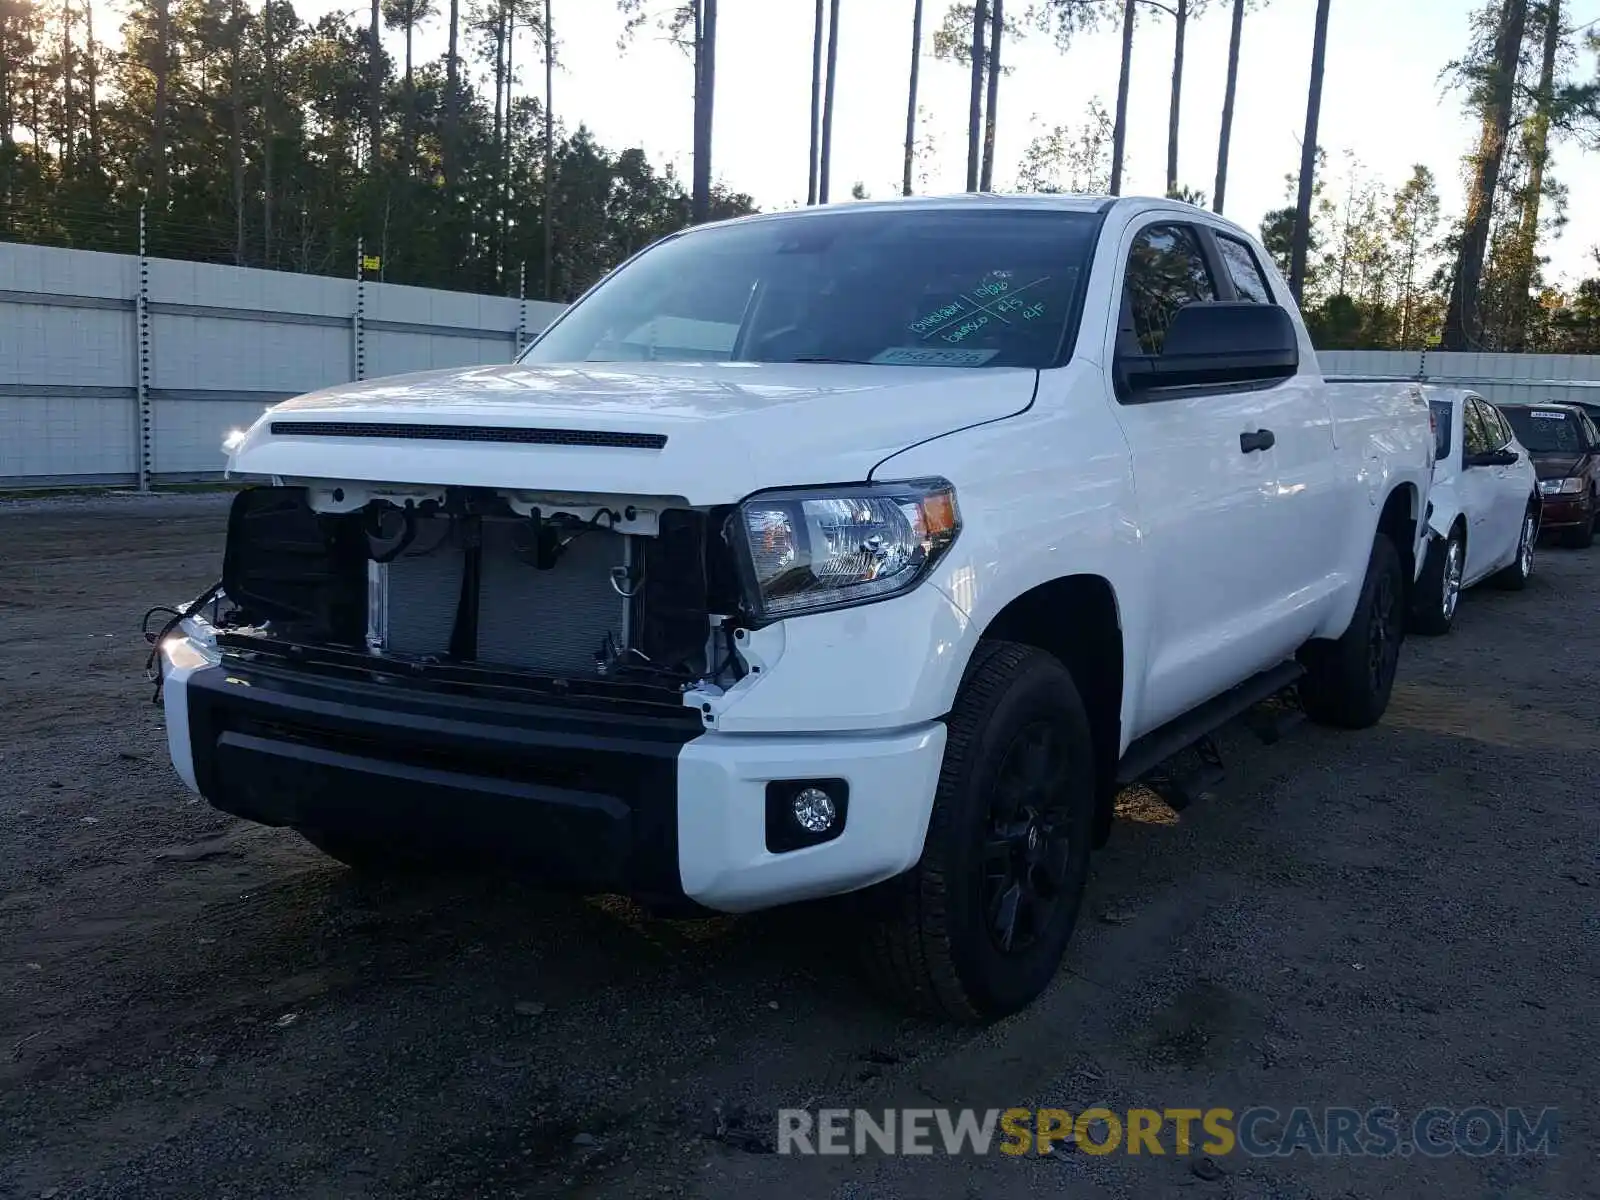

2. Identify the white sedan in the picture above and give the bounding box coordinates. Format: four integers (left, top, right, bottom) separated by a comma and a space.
1410, 388, 1541, 634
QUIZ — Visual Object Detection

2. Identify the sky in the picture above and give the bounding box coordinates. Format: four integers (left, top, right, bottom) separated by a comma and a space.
303, 0, 1600, 285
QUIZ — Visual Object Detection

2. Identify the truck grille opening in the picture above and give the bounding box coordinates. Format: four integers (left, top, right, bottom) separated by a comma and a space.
219, 486, 741, 693
383, 516, 626, 676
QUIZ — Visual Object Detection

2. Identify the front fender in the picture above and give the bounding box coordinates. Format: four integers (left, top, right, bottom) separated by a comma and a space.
872, 375, 1145, 751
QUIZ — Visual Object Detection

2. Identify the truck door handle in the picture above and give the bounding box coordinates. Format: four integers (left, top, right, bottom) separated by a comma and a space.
1240, 429, 1276, 453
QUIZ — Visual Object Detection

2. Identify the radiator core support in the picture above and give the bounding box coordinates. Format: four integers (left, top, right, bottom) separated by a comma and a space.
223, 487, 732, 692
371, 512, 629, 677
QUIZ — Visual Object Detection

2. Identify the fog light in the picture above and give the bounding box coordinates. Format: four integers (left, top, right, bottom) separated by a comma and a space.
765, 779, 850, 853
792, 786, 837, 833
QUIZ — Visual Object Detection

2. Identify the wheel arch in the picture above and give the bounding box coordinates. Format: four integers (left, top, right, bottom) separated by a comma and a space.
1318, 481, 1423, 644
1367, 482, 1423, 618
1378, 482, 1422, 593
975, 574, 1125, 847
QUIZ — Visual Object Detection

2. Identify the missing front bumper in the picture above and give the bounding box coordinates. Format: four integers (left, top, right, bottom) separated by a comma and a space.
183, 660, 700, 902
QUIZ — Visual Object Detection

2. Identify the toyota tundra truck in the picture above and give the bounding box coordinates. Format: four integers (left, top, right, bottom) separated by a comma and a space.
153, 195, 1434, 1022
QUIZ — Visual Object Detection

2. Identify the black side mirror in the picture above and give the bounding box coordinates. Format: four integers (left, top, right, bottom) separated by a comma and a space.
1117, 302, 1300, 401
1465, 448, 1517, 468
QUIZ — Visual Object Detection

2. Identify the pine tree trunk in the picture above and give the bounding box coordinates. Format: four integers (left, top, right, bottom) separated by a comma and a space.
901, 0, 922, 197
85, 0, 99, 170
807, 0, 824, 204
152, 0, 169, 198
501, 5, 514, 270
1442, 0, 1529, 350
1507, 0, 1558, 351
404, 4, 413, 90
1399, 237, 1417, 347
60, 0, 73, 164
543, 0, 553, 298
1212, 0, 1243, 212
0, 7, 11, 155
230, 0, 244, 261
691, 0, 717, 221
492, 0, 505, 250
965, 0, 987, 191
263, 0, 274, 262
1288, 0, 1331, 302
979, 0, 1001, 191
1165, 0, 1186, 196
817, 0, 837, 204
1110, 0, 1134, 195
445, 0, 459, 189
402, 5, 414, 172
369, 0, 381, 172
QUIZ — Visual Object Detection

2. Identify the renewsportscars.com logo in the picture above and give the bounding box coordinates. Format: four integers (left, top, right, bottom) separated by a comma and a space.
776, 1106, 1560, 1158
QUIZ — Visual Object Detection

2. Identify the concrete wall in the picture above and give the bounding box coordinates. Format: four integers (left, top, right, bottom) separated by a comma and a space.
7, 241, 1599, 491
1319, 349, 1600, 407
1, 242, 565, 488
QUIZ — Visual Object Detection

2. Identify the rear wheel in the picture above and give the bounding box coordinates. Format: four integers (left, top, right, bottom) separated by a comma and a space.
859, 641, 1096, 1023
1493, 507, 1537, 589
1298, 533, 1405, 730
1409, 529, 1463, 636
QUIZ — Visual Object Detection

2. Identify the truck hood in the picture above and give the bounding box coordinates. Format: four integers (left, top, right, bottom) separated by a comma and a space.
226, 362, 1038, 505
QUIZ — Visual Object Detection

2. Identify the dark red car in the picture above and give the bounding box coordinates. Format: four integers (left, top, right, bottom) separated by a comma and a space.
1499, 402, 1600, 548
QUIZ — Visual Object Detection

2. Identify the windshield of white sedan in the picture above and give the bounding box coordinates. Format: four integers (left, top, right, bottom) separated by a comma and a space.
520, 209, 1098, 369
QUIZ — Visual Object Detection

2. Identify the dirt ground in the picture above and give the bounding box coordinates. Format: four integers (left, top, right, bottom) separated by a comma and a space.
1, 492, 1596, 1200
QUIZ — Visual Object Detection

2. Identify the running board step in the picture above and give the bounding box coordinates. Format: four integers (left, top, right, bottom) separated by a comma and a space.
1114, 660, 1305, 786
1147, 735, 1226, 813
1242, 695, 1305, 746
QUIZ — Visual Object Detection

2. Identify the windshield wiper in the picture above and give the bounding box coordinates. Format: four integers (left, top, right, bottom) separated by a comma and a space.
784, 356, 877, 365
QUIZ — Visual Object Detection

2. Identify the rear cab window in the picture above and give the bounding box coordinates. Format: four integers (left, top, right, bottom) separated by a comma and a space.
1215, 234, 1274, 304
1119, 224, 1219, 355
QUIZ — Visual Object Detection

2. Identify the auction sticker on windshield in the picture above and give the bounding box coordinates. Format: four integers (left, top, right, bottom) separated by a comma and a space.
1531, 411, 1566, 419
870, 347, 1000, 366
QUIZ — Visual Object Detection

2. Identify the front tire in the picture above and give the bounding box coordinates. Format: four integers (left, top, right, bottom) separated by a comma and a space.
859, 641, 1096, 1023
1409, 529, 1463, 636
1299, 533, 1405, 730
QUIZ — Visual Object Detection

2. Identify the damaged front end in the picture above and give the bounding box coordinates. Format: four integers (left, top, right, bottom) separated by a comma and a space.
187, 482, 750, 716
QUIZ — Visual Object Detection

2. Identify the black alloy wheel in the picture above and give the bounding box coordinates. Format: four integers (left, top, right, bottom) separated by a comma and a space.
982, 721, 1075, 956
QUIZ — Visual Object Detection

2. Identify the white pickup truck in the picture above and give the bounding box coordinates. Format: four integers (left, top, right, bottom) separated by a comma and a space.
156, 196, 1434, 1021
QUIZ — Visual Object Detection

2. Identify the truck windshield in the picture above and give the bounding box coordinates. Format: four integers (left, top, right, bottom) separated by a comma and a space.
520, 208, 1100, 370
1504, 408, 1587, 453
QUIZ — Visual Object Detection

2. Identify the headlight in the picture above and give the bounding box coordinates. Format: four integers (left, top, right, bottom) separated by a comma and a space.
159, 597, 224, 670
1540, 478, 1583, 495
735, 479, 960, 620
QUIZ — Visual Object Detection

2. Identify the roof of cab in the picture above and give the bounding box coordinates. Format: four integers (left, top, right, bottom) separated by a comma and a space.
692, 192, 1211, 231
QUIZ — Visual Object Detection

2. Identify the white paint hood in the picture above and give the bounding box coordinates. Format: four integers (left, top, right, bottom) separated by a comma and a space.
225, 361, 1037, 505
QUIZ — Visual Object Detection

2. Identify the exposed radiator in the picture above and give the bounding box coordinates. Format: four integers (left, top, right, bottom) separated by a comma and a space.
379, 516, 626, 676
